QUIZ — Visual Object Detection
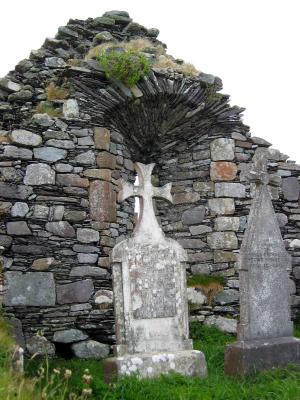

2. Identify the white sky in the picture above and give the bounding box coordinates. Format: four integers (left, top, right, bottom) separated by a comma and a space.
1, 0, 300, 162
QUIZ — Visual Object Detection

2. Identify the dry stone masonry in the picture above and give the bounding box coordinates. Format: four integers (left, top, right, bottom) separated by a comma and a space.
0, 10, 300, 356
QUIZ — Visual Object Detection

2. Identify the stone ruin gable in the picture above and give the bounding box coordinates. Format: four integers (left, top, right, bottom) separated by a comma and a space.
0, 10, 299, 353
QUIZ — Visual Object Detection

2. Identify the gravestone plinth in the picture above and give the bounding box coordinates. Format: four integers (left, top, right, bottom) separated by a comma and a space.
225, 149, 300, 376
104, 163, 207, 381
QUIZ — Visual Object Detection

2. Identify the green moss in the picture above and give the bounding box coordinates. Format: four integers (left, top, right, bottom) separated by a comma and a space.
35, 101, 62, 117
98, 50, 151, 87
187, 274, 225, 287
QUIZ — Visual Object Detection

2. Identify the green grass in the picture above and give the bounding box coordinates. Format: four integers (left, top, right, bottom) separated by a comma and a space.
0, 311, 37, 400
25, 322, 300, 400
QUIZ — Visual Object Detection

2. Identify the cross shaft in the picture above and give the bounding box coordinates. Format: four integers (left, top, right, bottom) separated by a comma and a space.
118, 162, 172, 242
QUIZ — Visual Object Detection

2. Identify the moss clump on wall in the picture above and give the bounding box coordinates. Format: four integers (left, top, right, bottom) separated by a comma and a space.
98, 50, 151, 87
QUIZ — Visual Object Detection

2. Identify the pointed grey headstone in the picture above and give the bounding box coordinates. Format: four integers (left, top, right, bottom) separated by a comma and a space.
225, 148, 300, 375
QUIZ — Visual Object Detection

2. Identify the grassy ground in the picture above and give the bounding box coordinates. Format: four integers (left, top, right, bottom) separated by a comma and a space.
24, 323, 300, 400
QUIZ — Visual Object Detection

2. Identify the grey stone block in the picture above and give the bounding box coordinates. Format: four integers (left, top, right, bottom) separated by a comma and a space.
74, 150, 96, 165
189, 225, 212, 235
103, 350, 207, 381
77, 253, 98, 264
10, 129, 42, 147
182, 206, 206, 225
24, 163, 55, 185
46, 221, 75, 238
56, 279, 94, 304
207, 232, 238, 249
225, 337, 300, 376
34, 147, 67, 162
215, 182, 245, 198
5, 272, 56, 306
204, 316, 237, 333
7, 221, 31, 236
0, 234, 12, 247
282, 177, 300, 201
214, 217, 240, 231
208, 198, 235, 215
63, 99, 79, 118
215, 289, 239, 305
32, 113, 54, 127
26, 335, 55, 356
71, 340, 109, 359
33, 205, 49, 219
77, 228, 99, 243
11, 202, 29, 217
178, 238, 206, 249
3, 145, 33, 160
70, 266, 106, 277
210, 138, 234, 161
0, 183, 32, 200
53, 329, 88, 343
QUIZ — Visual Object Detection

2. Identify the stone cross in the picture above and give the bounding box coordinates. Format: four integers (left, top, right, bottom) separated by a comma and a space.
118, 162, 172, 242
225, 147, 300, 376
104, 162, 207, 381
245, 147, 269, 185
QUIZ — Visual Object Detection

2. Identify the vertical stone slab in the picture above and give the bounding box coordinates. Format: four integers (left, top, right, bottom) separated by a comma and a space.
89, 180, 116, 222
225, 149, 300, 376
103, 162, 207, 381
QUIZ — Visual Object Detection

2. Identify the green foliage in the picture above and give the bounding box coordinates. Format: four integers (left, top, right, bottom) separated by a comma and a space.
187, 274, 225, 287
98, 50, 151, 87
25, 323, 300, 400
0, 310, 37, 400
295, 322, 300, 338
35, 101, 62, 117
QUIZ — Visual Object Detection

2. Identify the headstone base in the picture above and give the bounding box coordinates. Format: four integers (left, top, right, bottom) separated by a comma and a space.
225, 336, 300, 376
103, 350, 207, 383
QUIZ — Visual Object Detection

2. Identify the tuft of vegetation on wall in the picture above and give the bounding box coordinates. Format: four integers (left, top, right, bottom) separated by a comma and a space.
187, 274, 224, 305
85, 37, 199, 83
46, 82, 69, 101
35, 101, 62, 117
98, 50, 151, 87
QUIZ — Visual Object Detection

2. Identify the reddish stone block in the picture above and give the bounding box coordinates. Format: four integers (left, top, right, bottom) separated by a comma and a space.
56, 174, 89, 188
210, 162, 237, 181
94, 127, 110, 151
89, 180, 116, 222
96, 152, 116, 170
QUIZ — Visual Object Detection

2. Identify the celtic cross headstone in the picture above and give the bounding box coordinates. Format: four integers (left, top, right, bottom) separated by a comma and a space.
104, 162, 207, 380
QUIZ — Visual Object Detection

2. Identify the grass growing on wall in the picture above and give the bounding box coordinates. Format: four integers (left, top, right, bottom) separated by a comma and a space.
35, 101, 62, 117
24, 322, 300, 400
98, 50, 151, 87
187, 274, 225, 305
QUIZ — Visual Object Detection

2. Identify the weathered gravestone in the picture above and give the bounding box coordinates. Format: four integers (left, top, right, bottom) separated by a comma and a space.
225, 148, 300, 375
104, 162, 207, 380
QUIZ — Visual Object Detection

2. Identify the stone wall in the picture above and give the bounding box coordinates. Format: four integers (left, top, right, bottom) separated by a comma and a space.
0, 10, 299, 353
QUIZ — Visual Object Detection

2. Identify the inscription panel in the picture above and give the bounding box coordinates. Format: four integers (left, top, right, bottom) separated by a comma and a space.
129, 252, 177, 319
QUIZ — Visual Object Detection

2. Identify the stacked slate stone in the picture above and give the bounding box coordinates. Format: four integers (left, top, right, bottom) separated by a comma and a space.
0, 10, 299, 356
